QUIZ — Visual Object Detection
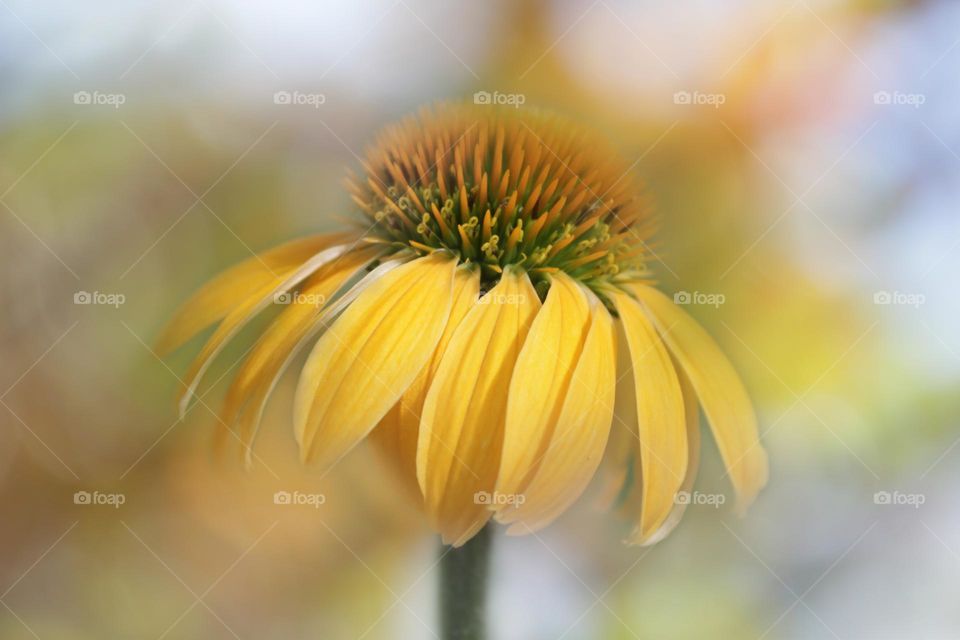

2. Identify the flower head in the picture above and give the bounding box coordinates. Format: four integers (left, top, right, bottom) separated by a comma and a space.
160, 103, 768, 547
345, 104, 656, 300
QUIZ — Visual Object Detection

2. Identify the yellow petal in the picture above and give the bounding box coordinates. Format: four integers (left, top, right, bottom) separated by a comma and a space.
495, 273, 591, 505
366, 402, 417, 495
417, 268, 540, 546
223, 259, 406, 469
500, 297, 617, 533
157, 233, 351, 355
369, 266, 481, 484
216, 248, 377, 463
628, 366, 701, 546
294, 252, 458, 468
612, 291, 688, 540
594, 333, 642, 511
631, 284, 768, 511
177, 243, 351, 416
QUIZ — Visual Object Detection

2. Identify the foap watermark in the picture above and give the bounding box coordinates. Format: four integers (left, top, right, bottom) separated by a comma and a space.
873, 290, 924, 309
273, 91, 326, 108
74, 490, 126, 508
74, 290, 125, 308
478, 292, 527, 305
873, 490, 924, 509
273, 490, 325, 508
473, 90, 526, 108
474, 491, 525, 507
674, 290, 725, 308
73, 90, 126, 109
873, 90, 925, 109
673, 90, 726, 109
274, 291, 326, 307
674, 491, 726, 508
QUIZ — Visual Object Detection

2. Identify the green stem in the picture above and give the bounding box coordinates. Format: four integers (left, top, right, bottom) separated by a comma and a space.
439, 524, 493, 640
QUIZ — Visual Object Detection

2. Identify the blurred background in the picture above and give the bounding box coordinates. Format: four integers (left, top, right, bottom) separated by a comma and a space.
1, 0, 958, 637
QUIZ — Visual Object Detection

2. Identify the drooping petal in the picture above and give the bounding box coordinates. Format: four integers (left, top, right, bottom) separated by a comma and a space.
499, 296, 617, 533
627, 366, 701, 546
177, 243, 352, 416
369, 266, 481, 484
595, 332, 642, 511
417, 268, 540, 546
366, 402, 416, 495
216, 248, 378, 463
495, 273, 591, 507
630, 284, 769, 511
612, 291, 688, 540
157, 233, 352, 355
294, 252, 458, 469
223, 260, 406, 468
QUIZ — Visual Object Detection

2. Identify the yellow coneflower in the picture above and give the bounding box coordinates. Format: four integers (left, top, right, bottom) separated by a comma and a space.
160, 103, 768, 548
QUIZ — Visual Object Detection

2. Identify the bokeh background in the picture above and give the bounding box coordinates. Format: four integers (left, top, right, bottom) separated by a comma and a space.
2, 0, 959, 638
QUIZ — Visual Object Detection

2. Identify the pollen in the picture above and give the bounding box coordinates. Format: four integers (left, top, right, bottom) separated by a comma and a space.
345, 103, 658, 301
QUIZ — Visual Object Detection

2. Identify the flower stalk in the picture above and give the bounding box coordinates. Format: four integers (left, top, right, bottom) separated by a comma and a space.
440, 524, 492, 640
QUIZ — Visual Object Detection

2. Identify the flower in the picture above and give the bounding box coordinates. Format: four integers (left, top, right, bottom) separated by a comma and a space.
160, 103, 768, 547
